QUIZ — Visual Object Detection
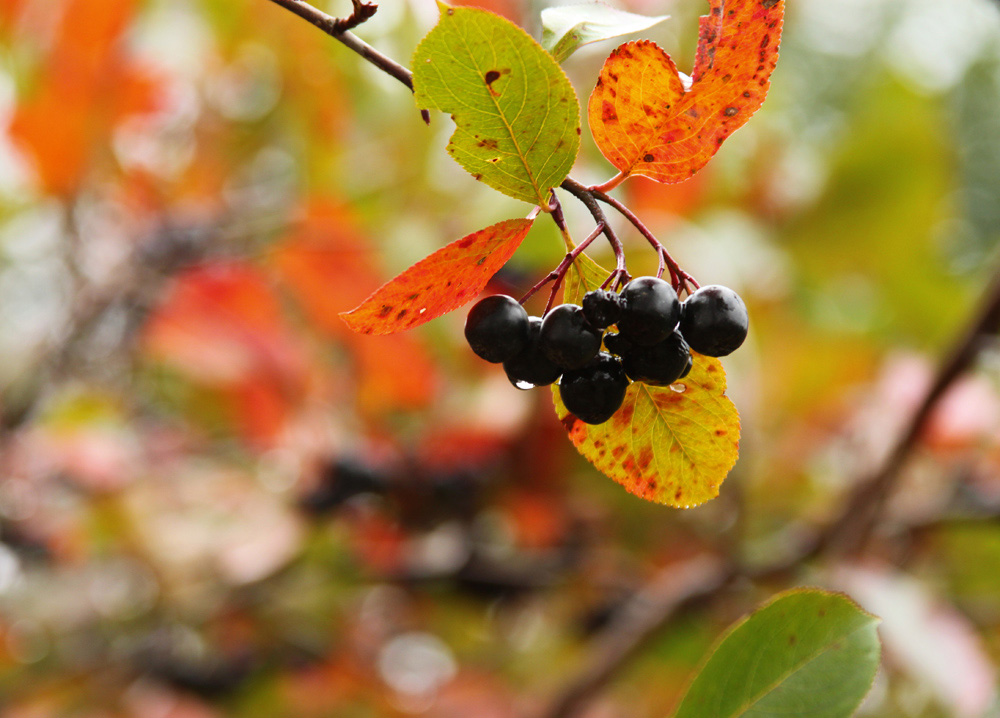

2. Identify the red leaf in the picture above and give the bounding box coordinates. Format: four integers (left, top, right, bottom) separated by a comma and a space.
589, 0, 784, 184
340, 218, 534, 335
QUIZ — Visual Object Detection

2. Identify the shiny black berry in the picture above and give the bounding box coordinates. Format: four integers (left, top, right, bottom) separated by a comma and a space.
540, 304, 603, 370
503, 317, 562, 389
464, 295, 530, 363
620, 330, 692, 386
558, 353, 629, 425
677, 351, 693, 379
680, 285, 748, 357
603, 331, 633, 357
617, 276, 680, 346
581, 289, 622, 329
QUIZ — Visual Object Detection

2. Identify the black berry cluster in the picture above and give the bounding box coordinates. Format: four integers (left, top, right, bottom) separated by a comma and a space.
464, 280, 748, 425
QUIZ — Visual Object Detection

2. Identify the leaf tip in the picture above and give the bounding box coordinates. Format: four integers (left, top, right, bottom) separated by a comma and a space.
338, 309, 365, 334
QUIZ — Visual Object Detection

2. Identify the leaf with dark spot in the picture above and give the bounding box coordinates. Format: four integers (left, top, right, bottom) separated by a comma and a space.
340, 218, 533, 335
589, 0, 784, 184
413, 6, 580, 205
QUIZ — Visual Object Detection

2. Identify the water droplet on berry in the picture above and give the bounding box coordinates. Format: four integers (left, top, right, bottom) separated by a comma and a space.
670, 383, 686, 393
512, 379, 536, 390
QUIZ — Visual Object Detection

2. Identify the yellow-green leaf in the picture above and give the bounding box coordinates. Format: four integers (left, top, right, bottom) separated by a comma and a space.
412, 5, 581, 205
553, 252, 740, 507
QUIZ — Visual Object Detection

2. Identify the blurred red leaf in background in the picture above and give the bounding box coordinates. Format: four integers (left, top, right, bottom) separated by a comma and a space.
142, 261, 310, 448
273, 200, 439, 414
9, 0, 163, 195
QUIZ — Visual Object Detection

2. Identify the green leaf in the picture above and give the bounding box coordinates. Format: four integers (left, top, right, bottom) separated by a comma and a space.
412, 4, 581, 205
671, 589, 881, 718
541, 2, 669, 63
552, 253, 740, 507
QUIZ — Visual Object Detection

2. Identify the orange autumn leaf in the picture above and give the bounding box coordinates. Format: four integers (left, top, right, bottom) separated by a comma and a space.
340, 218, 534, 335
9, 89, 93, 197
589, 0, 784, 184
0, 0, 24, 33
54, 0, 137, 86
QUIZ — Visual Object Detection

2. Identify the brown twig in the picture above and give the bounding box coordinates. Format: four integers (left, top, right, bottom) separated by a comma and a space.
560, 178, 630, 290
818, 266, 1000, 557
539, 556, 733, 718
520, 223, 606, 311
589, 188, 699, 295
335, 0, 378, 32
264, 0, 414, 91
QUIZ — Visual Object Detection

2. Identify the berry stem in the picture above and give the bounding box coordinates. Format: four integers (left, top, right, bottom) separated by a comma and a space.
519, 223, 605, 311
548, 192, 572, 251
590, 188, 700, 295
590, 171, 627, 194
559, 178, 630, 288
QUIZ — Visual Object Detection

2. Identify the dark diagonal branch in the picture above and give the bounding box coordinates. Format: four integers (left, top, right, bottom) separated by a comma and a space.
819, 267, 1000, 557
265, 0, 414, 91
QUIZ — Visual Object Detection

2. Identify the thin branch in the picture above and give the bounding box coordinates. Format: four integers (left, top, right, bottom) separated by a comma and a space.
548, 191, 572, 251
590, 171, 627, 194
818, 266, 1000, 557
590, 188, 699, 295
560, 178, 630, 289
519, 223, 606, 311
265, 0, 414, 91
538, 556, 733, 718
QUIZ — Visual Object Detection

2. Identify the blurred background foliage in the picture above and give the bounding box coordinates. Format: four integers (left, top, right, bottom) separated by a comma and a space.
1, 0, 1000, 716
